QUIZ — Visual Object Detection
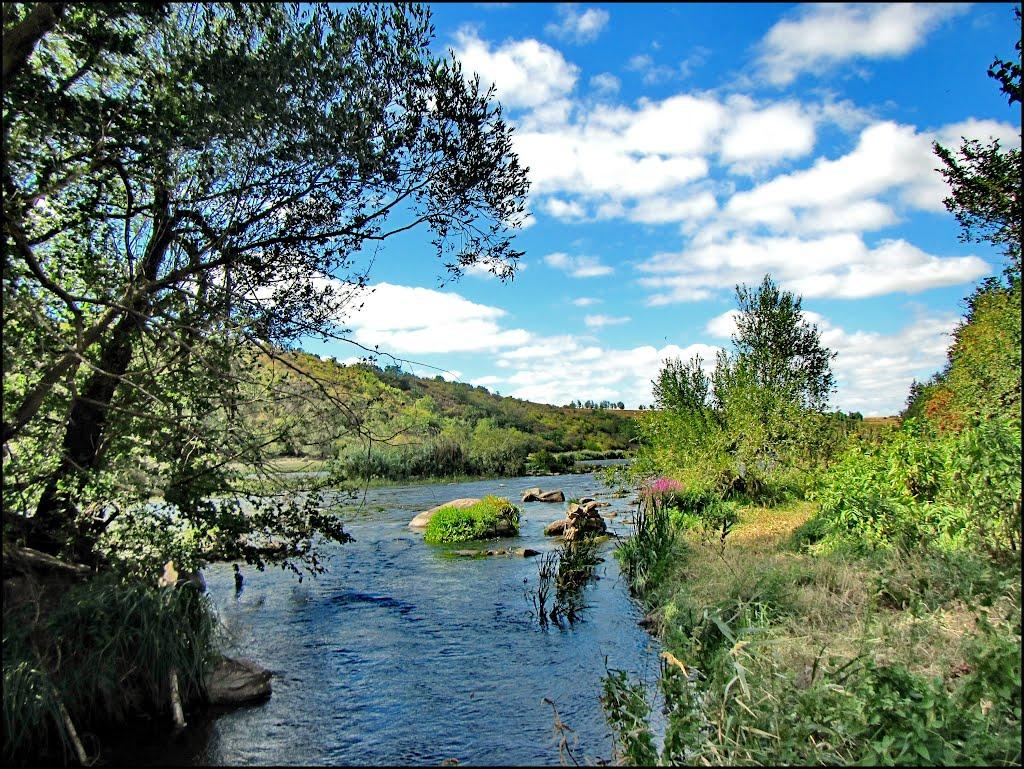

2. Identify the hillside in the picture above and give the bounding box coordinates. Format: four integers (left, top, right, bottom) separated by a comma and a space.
246, 350, 636, 480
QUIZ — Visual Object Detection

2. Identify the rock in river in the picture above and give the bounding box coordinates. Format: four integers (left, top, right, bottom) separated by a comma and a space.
408, 498, 480, 529
205, 656, 272, 705
521, 488, 565, 503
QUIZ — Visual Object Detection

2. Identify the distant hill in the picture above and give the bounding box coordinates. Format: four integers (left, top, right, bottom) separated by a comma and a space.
248, 350, 636, 480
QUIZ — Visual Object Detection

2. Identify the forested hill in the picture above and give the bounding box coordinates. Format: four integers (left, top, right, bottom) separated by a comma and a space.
251, 349, 636, 478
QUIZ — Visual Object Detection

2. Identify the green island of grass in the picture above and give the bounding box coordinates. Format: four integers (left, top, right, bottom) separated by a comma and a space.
423, 496, 521, 544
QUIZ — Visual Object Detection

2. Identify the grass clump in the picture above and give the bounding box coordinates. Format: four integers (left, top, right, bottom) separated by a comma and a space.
3, 572, 219, 765
530, 538, 603, 627
423, 495, 520, 544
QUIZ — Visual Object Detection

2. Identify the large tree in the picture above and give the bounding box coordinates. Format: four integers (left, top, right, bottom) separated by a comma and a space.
2, 3, 529, 570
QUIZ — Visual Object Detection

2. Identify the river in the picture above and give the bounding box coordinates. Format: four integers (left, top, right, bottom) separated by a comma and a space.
107, 468, 663, 766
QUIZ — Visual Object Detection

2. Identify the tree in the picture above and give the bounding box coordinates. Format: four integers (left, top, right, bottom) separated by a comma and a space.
932, 5, 1021, 280
722, 275, 836, 412
916, 6, 1022, 428
652, 355, 711, 412
2, 3, 529, 570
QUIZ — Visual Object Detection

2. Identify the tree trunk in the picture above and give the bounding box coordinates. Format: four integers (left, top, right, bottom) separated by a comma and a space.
27, 185, 173, 560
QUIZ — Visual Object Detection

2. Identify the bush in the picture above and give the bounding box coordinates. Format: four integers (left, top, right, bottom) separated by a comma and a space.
3, 573, 218, 764
526, 449, 574, 475
805, 416, 1020, 557
423, 496, 521, 544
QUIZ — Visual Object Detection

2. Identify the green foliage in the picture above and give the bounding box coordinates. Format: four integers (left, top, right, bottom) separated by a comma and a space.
423, 496, 520, 544
615, 499, 680, 601
632, 275, 842, 504
601, 669, 659, 766
603, 542, 1022, 766
3, 1, 530, 569
806, 416, 1020, 558
529, 538, 602, 627
3, 573, 219, 763
526, 449, 575, 475
949, 416, 1022, 556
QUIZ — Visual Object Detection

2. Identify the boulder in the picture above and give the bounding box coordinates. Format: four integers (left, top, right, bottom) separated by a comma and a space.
521, 488, 565, 503
544, 519, 570, 536
408, 498, 480, 529
205, 656, 272, 705
514, 548, 541, 558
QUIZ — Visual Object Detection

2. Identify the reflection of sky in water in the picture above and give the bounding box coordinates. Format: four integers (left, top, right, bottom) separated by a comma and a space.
112, 471, 664, 766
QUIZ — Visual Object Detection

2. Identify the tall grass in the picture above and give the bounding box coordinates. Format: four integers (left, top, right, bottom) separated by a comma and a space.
3, 573, 219, 764
615, 499, 679, 601
603, 503, 1022, 766
530, 538, 602, 626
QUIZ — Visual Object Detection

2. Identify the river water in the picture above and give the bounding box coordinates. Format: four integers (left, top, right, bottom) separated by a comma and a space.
110, 468, 663, 766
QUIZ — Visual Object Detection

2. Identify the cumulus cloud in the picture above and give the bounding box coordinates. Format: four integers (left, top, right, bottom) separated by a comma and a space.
452, 26, 578, 111
626, 53, 676, 85
496, 336, 722, 407
546, 5, 609, 44
572, 297, 601, 306
639, 233, 990, 304
338, 282, 531, 355
544, 252, 614, 277
758, 3, 970, 86
720, 103, 817, 168
708, 118, 1019, 237
543, 197, 588, 220
590, 72, 621, 94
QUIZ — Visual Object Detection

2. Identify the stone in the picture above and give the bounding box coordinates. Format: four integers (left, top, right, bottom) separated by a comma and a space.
205, 656, 272, 705
408, 498, 480, 529
544, 519, 570, 536
514, 548, 541, 558
521, 488, 565, 503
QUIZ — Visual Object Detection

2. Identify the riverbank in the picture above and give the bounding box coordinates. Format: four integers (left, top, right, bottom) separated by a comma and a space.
606, 500, 1022, 764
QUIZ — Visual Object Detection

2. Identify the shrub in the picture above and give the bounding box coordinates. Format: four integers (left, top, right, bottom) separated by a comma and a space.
423, 496, 520, 544
3, 573, 218, 764
805, 415, 1021, 557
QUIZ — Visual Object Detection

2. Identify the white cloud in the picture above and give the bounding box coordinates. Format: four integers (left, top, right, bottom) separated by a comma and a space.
544, 252, 614, 277
496, 336, 722, 407
590, 72, 621, 94
639, 233, 990, 304
758, 3, 970, 86
338, 281, 532, 355
705, 310, 740, 339
715, 118, 1018, 235
543, 197, 587, 220
720, 103, 817, 167
584, 314, 631, 328
546, 5, 609, 44
626, 53, 676, 85
624, 191, 719, 225
572, 297, 601, 306
452, 27, 578, 111
470, 375, 503, 388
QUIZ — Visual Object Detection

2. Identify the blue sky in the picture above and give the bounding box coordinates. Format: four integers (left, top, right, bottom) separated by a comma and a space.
307, 2, 1020, 415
